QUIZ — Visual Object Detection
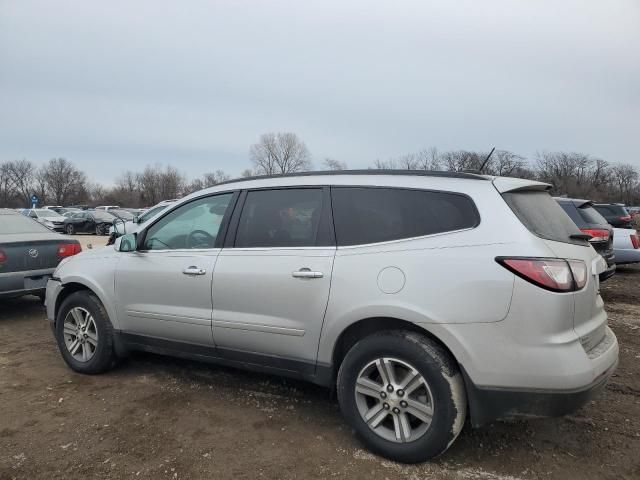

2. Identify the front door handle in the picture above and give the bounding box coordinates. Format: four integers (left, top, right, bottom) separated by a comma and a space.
292, 268, 323, 279
183, 266, 206, 276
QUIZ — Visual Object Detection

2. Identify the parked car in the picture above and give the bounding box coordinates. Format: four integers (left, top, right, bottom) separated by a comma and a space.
555, 198, 616, 281
0, 209, 81, 300
593, 203, 634, 229
42, 205, 65, 213
63, 210, 116, 235
23, 208, 67, 232
108, 199, 177, 239
46, 171, 618, 463
612, 227, 640, 264
95, 205, 120, 211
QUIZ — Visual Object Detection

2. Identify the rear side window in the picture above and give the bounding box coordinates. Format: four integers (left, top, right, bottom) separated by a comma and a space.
0, 214, 51, 234
594, 205, 629, 217
503, 191, 585, 245
331, 187, 479, 246
235, 188, 324, 248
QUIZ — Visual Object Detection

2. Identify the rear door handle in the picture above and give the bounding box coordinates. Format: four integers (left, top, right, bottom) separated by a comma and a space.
292, 268, 323, 279
183, 266, 206, 276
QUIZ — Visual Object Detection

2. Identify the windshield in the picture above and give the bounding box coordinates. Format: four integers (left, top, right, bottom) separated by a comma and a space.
1, 214, 51, 234
91, 211, 116, 222
139, 205, 169, 223
110, 209, 135, 220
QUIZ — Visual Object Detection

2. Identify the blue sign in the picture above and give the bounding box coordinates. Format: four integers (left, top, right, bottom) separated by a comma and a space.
31, 195, 39, 207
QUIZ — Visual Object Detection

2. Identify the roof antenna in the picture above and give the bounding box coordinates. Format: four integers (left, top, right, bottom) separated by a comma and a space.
478, 147, 496, 173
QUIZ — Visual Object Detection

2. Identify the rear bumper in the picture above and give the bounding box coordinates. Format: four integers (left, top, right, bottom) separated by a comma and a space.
0, 268, 56, 298
599, 262, 616, 282
460, 326, 618, 427
463, 357, 617, 427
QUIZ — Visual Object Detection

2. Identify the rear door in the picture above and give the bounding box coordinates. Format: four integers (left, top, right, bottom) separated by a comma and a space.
211, 187, 335, 367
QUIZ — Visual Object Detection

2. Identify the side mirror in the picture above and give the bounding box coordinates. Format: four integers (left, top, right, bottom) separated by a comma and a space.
117, 233, 137, 252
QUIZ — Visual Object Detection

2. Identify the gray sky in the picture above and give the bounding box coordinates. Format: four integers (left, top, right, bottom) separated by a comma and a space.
1, 0, 639, 184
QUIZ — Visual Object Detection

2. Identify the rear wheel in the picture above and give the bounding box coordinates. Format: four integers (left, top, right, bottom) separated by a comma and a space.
95, 224, 104, 235
55, 291, 116, 374
65, 224, 74, 235
337, 330, 466, 463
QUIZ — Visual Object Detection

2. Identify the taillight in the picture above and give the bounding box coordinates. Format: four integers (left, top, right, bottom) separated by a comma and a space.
0, 250, 6, 264
496, 257, 587, 292
580, 228, 610, 243
57, 243, 82, 258
567, 260, 588, 289
631, 233, 640, 250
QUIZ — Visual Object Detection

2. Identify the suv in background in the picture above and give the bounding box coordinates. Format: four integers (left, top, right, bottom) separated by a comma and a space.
593, 203, 634, 229
555, 198, 616, 281
46, 171, 618, 463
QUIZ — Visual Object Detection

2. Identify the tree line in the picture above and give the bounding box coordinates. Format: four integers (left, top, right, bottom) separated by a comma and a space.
1, 132, 639, 208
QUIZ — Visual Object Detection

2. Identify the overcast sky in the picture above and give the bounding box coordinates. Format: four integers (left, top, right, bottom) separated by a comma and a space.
1, 0, 638, 184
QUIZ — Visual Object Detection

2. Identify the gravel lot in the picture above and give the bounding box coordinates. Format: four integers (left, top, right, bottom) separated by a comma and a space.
1, 256, 639, 479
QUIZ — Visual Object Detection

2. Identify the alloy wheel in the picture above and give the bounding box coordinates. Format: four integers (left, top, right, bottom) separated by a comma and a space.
62, 307, 99, 362
354, 357, 434, 443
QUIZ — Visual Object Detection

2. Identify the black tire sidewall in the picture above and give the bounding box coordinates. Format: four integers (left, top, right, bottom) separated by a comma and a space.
337, 332, 464, 463
55, 291, 114, 374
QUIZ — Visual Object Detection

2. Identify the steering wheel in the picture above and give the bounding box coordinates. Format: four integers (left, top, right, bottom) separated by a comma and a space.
186, 229, 215, 249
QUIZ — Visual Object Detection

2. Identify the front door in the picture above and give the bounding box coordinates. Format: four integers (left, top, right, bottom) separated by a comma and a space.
212, 187, 335, 367
115, 192, 236, 345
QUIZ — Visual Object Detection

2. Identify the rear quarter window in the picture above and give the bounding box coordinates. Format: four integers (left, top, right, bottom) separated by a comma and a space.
502, 191, 585, 245
331, 187, 479, 246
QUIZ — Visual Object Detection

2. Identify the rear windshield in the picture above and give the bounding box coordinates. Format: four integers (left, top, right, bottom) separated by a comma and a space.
594, 204, 629, 217
578, 205, 608, 225
502, 191, 586, 245
0, 214, 51, 234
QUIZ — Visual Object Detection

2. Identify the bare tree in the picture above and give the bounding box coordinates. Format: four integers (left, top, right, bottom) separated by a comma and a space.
6, 159, 36, 206
250, 132, 312, 175
202, 170, 231, 187
41, 158, 87, 205
323, 158, 347, 170
0, 162, 18, 207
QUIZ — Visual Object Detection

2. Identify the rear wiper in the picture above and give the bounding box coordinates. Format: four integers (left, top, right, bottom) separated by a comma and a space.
570, 233, 592, 241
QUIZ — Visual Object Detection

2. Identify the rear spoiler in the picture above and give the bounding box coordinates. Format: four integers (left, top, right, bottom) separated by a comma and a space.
491, 177, 552, 194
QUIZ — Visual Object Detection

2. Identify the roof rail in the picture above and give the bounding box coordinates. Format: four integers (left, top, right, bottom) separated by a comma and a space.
214, 169, 489, 187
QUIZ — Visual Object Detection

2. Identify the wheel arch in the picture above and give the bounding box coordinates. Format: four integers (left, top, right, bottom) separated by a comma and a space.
54, 280, 118, 330
328, 316, 477, 425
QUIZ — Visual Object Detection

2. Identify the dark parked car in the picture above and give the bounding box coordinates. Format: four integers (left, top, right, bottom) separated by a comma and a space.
63, 210, 115, 235
0, 209, 81, 299
593, 204, 634, 229
555, 198, 616, 281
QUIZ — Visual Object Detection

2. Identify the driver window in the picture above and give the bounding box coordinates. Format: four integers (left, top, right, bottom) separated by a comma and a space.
143, 193, 234, 250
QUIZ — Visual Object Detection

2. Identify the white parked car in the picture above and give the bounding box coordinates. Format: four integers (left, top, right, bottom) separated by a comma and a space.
612, 227, 640, 264
45, 171, 618, 463
24, 208, 66, 232
94, 205, 120, 211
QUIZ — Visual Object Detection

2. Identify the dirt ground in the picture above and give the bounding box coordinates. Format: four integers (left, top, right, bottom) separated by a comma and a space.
1, 264, 639, 480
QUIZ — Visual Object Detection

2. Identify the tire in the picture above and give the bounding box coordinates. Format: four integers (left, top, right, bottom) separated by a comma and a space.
95, 224, 103, 235
337, 330, 467, 463
55, 290, 116, 374
65, 224, 74, 235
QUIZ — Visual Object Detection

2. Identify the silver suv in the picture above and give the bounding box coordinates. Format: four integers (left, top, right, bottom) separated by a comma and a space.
45, 171, 618, 463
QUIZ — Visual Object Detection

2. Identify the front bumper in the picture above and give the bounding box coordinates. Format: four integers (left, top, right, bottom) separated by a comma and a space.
45, 277, 63, 322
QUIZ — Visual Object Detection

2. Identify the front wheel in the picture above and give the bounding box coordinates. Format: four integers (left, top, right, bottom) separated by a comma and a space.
55, 291, 116, 374
337, 330, 467, 463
